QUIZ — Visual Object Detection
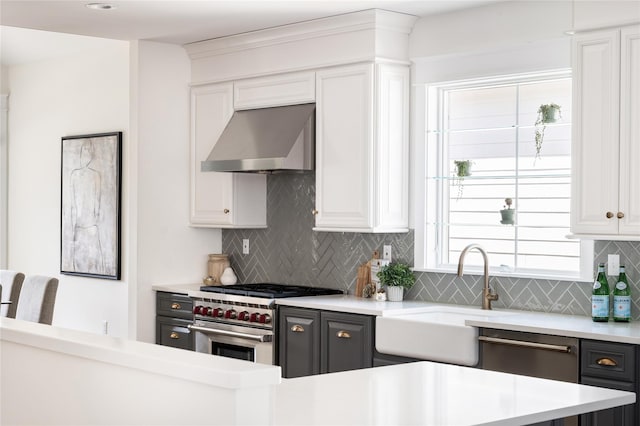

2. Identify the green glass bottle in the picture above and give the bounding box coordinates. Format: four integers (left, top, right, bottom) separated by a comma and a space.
613, 265, 631, 322
592, 263, 610, 322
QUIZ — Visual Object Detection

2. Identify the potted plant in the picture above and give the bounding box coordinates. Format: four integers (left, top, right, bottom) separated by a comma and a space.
500, 197, 515, 225
534, 103, 561, 160
453, 160, 473, 198
377, 262, 416, 302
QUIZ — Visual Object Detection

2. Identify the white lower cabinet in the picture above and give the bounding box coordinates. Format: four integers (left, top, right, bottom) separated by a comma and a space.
571, 25, 640, 238
314, 63, 409, 233
190, 83, 266, 228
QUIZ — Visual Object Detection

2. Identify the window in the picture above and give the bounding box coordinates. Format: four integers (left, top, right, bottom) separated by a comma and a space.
416, 71, 593, 281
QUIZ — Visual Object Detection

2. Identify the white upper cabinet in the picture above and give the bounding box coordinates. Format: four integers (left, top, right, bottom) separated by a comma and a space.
618, 26, 640, 236
233, 71, 315, 110
571, 25, 640, 238
190, 83, 266, 228
314, 63, 409, 233
185, 10, 416, 232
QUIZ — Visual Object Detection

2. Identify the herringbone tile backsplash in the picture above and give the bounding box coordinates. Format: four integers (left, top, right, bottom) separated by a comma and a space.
223, 173, 640, 319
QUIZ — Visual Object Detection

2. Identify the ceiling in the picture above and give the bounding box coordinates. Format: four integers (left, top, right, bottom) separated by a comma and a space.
0, 1, 500, 65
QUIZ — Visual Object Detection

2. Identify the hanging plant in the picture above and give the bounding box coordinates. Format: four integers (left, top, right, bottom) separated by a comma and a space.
453, 160, 473, 199
534, 103, 561, 161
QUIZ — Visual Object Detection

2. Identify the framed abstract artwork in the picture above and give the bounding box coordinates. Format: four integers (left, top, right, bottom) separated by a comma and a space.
60, 132, 122, 280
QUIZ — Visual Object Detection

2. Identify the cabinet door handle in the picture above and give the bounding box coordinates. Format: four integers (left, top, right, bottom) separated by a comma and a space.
223, 209, 230, 214
596, 357, 617, 367
170, 332, 180, 339
171, 303, 181, 310
337, 330, 351, 339
311, 209, 318, 216
606, 211, 614, 219
291, 325, 305, 333
617, 212, 625, 219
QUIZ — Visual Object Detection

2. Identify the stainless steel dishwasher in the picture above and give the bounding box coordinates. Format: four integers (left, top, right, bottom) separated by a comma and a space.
479, 328, 579, 426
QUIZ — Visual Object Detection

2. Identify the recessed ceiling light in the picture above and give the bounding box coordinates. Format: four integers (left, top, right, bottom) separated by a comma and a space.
86, 3, 116, 10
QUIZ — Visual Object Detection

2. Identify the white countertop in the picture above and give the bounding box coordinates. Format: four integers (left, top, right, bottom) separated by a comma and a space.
275, 361, 635, 426
3, 315, 635, 426
466, 310, 640, 345
0, 317, 281, 390
153, 284, 640, 344
276, 294, 443, 316
276, 295, 640, 344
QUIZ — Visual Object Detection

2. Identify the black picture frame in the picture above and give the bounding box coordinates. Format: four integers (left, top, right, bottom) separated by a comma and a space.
60, 132, 122, 280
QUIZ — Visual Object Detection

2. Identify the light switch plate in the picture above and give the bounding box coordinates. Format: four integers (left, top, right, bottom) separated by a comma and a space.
242, 239, 250, 255
383, 245, 392, 261
608, 254, 620, 276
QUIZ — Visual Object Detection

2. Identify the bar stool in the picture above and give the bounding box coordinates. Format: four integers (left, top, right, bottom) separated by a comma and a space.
15, 275, 58, 325
0, 270, 25, 318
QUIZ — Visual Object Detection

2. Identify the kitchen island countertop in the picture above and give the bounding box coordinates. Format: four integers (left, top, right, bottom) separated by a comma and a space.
275, 361, 635, 426
1, 316, 635, 426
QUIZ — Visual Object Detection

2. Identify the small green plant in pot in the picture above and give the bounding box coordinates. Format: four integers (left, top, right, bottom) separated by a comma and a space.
534, 103, 562, 161
500, 197, 515, 225
377, 262, 416, 302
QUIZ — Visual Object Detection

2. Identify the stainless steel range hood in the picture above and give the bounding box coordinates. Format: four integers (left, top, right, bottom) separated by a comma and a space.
201, 103, 315, 173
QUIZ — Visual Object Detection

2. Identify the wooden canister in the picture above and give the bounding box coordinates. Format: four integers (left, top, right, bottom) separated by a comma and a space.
207, 254, 230, 284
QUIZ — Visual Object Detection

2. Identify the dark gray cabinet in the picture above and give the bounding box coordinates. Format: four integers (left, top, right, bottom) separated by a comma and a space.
155, 292, 194, 351
278, 307, 373, 378
580, 339, 638, 426
278, 307, 321, 378
321, 311, 373, 374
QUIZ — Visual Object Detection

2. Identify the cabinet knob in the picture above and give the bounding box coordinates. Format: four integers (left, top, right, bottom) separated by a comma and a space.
169, 332, 180, 340
171, 303, 181, 310
311, 209, 318, 216
596, 357, 617, 367
606, 211, 614, 219
291, 325, 305, 333
337, 330, 351, 339
617, 212, 624, 219
223, 209, 230, 214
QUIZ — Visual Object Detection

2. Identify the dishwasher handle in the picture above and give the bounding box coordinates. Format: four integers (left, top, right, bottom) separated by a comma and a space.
479, 336, 573, 353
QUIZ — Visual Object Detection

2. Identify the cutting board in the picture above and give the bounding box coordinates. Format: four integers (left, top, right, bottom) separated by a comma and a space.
355, 262, 370, 298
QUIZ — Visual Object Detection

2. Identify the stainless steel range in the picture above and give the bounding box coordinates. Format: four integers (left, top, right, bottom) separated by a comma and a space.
189, 283, 343, 364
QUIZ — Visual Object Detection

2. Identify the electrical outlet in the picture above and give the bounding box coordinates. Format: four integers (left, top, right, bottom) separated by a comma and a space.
383, 245, 392, 261
242, 239, 250, 255
102, 320, 109, 335
608, 254, 620, 276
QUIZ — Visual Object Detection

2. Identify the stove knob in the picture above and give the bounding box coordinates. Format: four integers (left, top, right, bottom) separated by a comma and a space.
202, 306, 212, 316
225, 309, 237, 319
193, 305, 203, 315
238, 311, 250, 321
249, 313, 259, 323
212, 308, 222, 318
259, 313, 272, 324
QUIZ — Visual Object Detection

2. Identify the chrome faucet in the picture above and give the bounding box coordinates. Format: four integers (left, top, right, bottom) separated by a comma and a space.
457, 243, 499, 310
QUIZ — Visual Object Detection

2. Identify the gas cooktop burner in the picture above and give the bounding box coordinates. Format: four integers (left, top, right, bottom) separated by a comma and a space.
199, 283, 343, 299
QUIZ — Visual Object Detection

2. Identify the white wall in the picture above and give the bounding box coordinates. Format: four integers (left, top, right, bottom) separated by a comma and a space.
1, 65, 8, 93
5, 35, 223, 341
6, 42, 130, 336
130, 40, 221, 343
410, 1, 572, 60
409, 0, 639, 62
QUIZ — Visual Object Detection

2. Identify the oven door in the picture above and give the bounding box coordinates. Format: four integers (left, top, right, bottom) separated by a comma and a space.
189, 322, 274, 365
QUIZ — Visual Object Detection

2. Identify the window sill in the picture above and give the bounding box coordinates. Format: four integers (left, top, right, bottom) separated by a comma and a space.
412, 266, 592, 284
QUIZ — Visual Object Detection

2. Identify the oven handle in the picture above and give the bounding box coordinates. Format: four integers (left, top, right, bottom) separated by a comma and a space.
188, 324, 273, 343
